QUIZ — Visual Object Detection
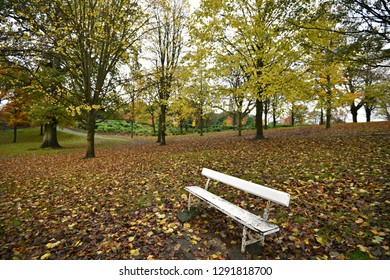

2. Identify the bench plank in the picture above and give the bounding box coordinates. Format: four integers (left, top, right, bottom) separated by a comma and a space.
202, 168, 290, 207
185, 186, 279, 235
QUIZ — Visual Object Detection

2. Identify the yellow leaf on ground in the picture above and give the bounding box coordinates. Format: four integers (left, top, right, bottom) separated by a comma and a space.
128, 236, 135, 243
315, 236, 326, 246
130, 249, 140, 257
46, 241, 61, 249
40, 252, 51, 260
357, 245, 368, 253
183, 223, 191, 230
211, 253, 219, 259
355, 218, 364, 224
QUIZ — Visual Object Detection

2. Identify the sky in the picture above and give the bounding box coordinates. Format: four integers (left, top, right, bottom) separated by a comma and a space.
189, 0, 200, 12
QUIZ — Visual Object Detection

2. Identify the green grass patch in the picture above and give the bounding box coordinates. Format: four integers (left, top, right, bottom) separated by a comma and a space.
0, 127, 120, 157
347, 250, 371, 260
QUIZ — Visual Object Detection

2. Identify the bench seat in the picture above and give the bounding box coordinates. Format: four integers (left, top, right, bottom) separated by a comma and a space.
185, 186, 279, 235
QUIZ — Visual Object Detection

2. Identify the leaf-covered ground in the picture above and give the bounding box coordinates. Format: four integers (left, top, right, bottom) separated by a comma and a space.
1, 122, 389, 260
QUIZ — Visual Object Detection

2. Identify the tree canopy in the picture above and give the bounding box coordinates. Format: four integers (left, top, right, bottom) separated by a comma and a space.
1, 0, 389, 155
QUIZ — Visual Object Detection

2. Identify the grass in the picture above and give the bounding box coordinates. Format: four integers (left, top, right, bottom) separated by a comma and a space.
348, 250, 371, 260
0, 127, 124, 157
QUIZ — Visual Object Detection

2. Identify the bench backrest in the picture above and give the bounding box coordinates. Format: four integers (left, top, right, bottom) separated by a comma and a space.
202, 168, 290, 207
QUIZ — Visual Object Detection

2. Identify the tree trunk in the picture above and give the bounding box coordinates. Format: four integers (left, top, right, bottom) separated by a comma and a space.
272, 105, 277, 128
199, 107, 204, 136
151, 113, 156, 136
385, 110, 390, 121
157, 114, 162, 143
179, 119, 184, 135
130, 96, 135, 138
255, 99, 264, 140
13, 125, 17, 143
351, 106, 359, 123
40, 118, 61, 149
325, 76, 332, 129
264, 98, 269, 130
319, 108, 324, 125
160, 104, 167, 145
350, 101, 363, 123
291, 111, 295, 127
365, 106, 372, 122
237, 111, 243, 136
326, 107, 332, 129
85, 111, 96, 158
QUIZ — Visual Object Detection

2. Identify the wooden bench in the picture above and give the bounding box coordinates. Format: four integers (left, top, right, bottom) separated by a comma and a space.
184, 168, 290, 253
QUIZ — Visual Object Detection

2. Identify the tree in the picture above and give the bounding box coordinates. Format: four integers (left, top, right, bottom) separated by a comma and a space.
123, 52, 144, 138
291, 1, 389, 127
148, 0, 189, 145
0, 64, 31, 143
216, 65, 255, 136
290, 103, 309, 126
0, 93, 31, 143
300, 2, 348, 129
182, 37, 214, 136
336, 1, 390, 122
343, 66, 365, 122
338, 0, 390, 68
376, 80, 390, 120
1, 0, 149, 158
270, 93, 285, 127
169, 94, 194, 134
29, 92, 72, 148
193, 0, 304, 139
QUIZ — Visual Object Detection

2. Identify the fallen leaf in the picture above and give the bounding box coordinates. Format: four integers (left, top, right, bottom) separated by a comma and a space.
46, 241, 61, 249
357, 245, 369, 253
315, 236, 326, 246
130, 249, 140, 257
372, 236, 384, 244
128, 236, 135, 243
355, 218, 364, 224
40, 252, 51, 260
173, 243, 181, 251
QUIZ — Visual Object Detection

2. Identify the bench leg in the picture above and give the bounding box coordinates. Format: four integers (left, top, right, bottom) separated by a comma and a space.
187, 193, 192, 212
241, 226, 265, 253
241, 226, 248, 253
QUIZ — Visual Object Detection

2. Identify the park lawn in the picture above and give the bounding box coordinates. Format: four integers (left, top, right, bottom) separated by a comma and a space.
0, 122, 389, 260
0, 127, 128, 157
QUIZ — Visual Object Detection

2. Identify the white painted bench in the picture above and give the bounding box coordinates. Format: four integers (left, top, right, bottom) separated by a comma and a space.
184, 168, 290, 253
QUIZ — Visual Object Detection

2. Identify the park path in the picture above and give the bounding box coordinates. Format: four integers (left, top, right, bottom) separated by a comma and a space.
60, 127, 121, 140
59, 127, 154, 144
